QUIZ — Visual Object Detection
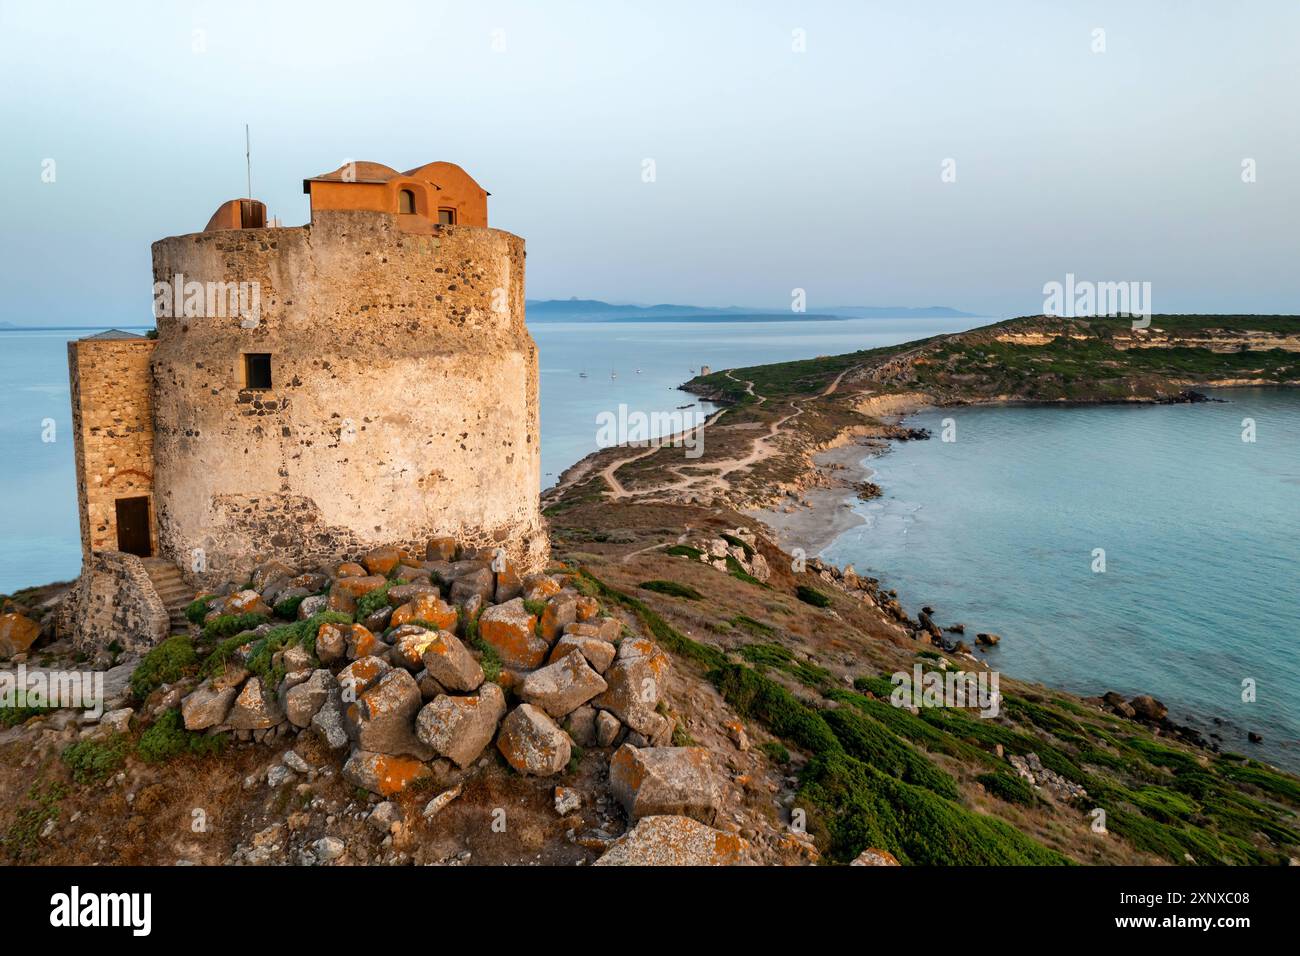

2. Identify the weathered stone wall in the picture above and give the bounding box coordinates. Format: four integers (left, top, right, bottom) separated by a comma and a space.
67, 338, 158, 559
149, 210, 546, 586
69, 551, 169, 655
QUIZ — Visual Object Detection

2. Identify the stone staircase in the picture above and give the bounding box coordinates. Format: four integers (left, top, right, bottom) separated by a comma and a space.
141, 557, 194, 634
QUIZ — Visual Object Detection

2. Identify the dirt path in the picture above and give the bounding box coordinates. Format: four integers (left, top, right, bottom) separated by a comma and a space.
589, 363, 860, 503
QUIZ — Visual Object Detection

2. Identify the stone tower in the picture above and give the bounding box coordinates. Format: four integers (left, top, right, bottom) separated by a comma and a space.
70, 160, 547, 609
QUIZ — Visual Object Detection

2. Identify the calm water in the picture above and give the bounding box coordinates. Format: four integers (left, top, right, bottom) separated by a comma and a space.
0, 316, 981, 593
823, 390, 1300, 770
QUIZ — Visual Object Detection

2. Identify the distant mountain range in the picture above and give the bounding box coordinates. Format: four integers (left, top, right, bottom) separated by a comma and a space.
526, 299, 980, 322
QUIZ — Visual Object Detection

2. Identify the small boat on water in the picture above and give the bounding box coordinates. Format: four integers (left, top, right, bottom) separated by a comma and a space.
676, 402, 696, 409
578, 371, 588, 378
610, 370, 618, 379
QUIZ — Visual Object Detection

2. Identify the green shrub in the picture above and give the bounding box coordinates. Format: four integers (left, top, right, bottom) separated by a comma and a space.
724, 555, 763, 586
730, 614, 775, 637
824, 706, 958, 800
719, 533, 755, 557
738, 642, 833, 688
759, 741, 791, 764
638, 580, 703, 600
184, 595, 215, 626
130, 636, 197, 699
355, 583, 393, 620
799, 751, 1069, 865
273, 593, 310, 619
795, 585, 831, 608
522, 598, 549, 618
137, 709, 226, 763
201, 612, 269, 643
977, 772, 1037, 806
61, 734, 129, 784
664, 544, 703, 560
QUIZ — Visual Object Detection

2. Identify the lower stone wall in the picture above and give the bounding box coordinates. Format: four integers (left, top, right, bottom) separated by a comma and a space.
70, 552, 170, 656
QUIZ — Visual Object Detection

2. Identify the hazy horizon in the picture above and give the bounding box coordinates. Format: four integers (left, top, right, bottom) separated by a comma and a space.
3, 1, 1299, 327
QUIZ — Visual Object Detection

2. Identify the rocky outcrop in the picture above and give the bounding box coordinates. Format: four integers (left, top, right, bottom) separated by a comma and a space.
594, 815, 749, 866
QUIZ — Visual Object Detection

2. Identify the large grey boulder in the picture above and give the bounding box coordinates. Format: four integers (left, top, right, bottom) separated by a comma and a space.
592, 638, 670, 735
496, 704, 572, 776
181, 681, 237, 731
548, 634, 616, 673
419, 630, 484, 692
609, 744, 720, 824
414, 682, 507, 768
519, 650, 608, 719
344, 669, 431, 759
227, 677, 284, 730
283, 668, 336, 728
594, 815, 748, 866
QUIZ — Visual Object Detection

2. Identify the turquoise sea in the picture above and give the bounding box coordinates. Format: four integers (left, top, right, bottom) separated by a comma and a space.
823, 391, 1300, 771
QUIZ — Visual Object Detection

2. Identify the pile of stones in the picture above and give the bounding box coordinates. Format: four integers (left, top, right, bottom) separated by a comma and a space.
175, 539, 728, 840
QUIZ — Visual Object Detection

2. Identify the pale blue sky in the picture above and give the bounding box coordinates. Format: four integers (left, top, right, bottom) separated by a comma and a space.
2, 0, 1298, 323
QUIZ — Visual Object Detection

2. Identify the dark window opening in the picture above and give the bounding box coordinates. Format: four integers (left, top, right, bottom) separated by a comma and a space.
438, 208, 456, 225
399, 189, 416, 214
244, 353, 272, 390
115, 496, 152, 557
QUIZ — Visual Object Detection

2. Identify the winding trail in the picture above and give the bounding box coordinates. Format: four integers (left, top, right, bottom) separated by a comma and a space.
583, 363, 861, 504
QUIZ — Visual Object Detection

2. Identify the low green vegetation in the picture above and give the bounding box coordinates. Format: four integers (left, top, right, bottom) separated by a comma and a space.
201, 612, 269, 643
738, 642, 833, 689
61, 734, 129, 784
663, 544, 702, 560
795, 585, 831, 608
355, 583, 394, 620
137, 708, 226, 763
184, 595, 214, 625
2, 781, 68, 861
130, 635, 197, 699
724, 555, 764, 587
978, 772, 1038, 806
638, 580, 703, 600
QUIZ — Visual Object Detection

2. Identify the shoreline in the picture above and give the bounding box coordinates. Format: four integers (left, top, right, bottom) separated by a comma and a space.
743, 438, 884, 557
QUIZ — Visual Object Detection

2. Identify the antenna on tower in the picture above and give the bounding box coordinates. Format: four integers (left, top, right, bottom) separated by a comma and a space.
245, 124, 252, 199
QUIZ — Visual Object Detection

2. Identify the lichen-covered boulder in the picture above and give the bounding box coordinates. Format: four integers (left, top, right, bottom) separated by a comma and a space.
181, 681, 237, 730
346, 623, 383, 661
520, 650, 608, 719
344, 668, 430, 759
283, 668, 336, 728
479, 598, 548, 669
391, 593, 458, 631
362, 547, 405, 576
593, 638, 670, 735
387, 625, 439, 671
496, 703, 572, 776
419, 630, 484, 692
337, 656, 391, 700
343, 750, 432, 796
450, 566, 495, 605
315, 620, 348, 664
609, 744, 720, 824
415, 682, 506, 768
540, 594, 577, 643
222, 589, 272, 617
311, 687, 349, 750
0, 613, 39, 659
227, 676, 284, 730
548, 633, 616, 673
594, 815, 749, 866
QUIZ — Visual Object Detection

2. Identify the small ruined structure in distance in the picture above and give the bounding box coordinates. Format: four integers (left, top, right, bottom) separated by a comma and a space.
65, 160, 546, 652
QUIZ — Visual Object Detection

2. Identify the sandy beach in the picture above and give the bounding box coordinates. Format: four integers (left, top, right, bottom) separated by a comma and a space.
744, 438, 886, 557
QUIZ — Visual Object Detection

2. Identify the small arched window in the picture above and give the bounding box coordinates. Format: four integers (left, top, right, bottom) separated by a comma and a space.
399, 189, 416, 214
